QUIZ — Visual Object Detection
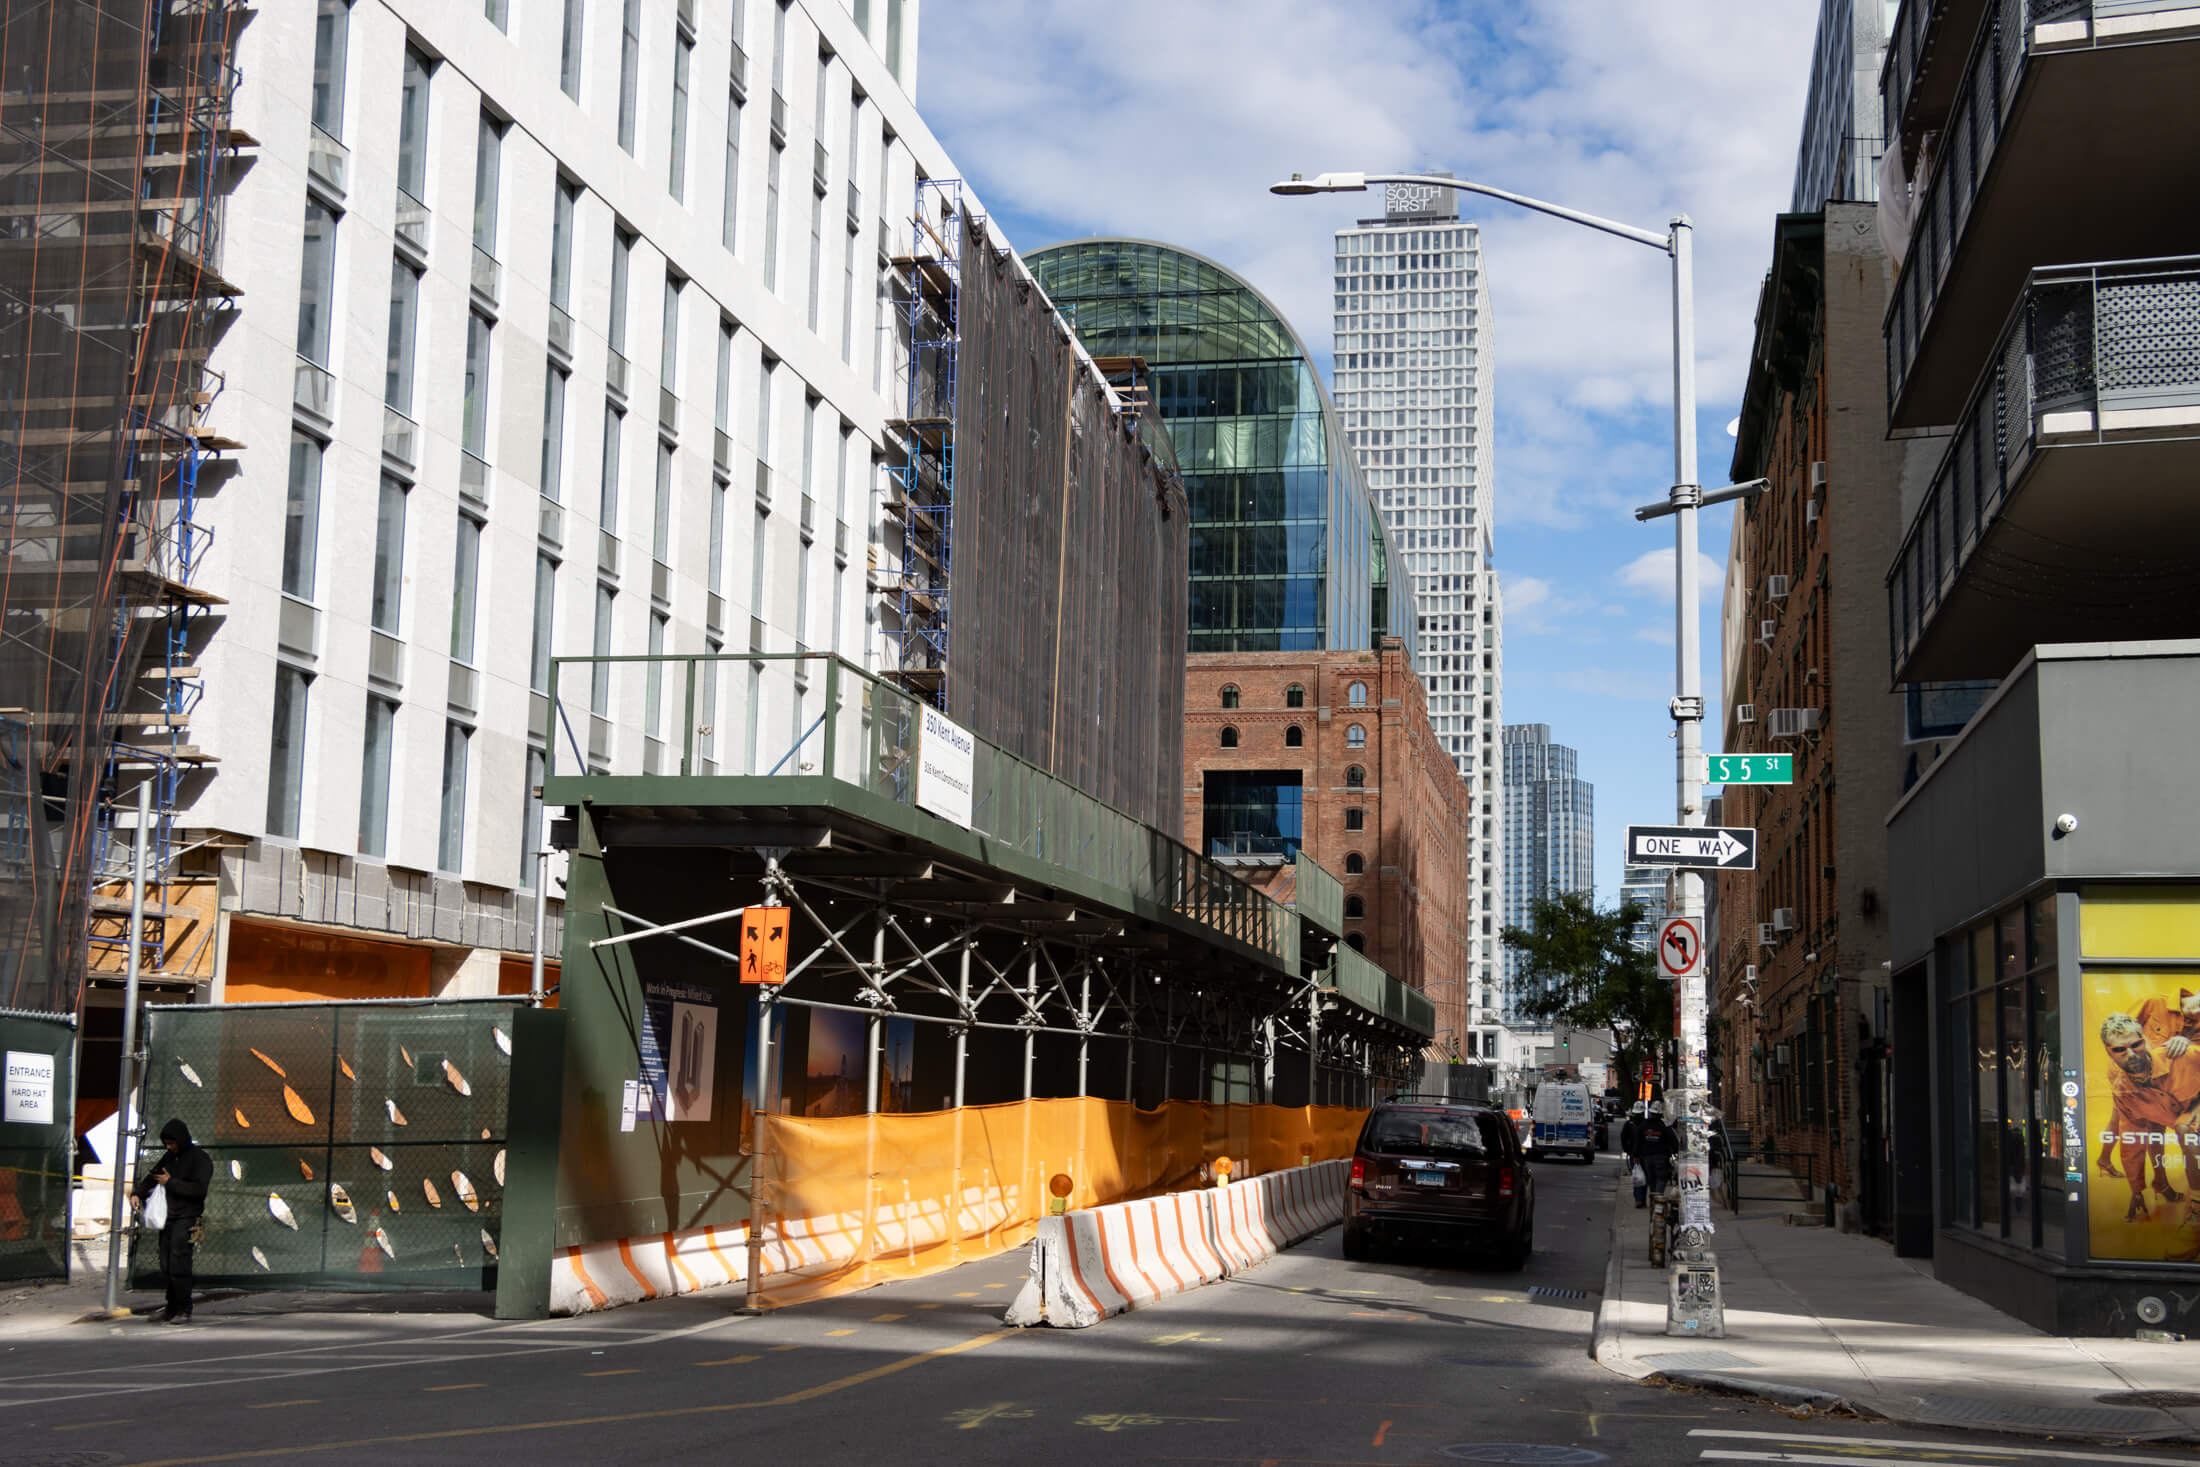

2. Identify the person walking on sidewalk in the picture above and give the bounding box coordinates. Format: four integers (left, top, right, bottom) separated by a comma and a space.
1621, 1105, 1648, 1207
1637, 1104, 1680, 1204
134, 1118, 212, 1324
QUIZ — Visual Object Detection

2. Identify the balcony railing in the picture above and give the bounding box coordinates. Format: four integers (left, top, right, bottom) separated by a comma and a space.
307, 126, 349, 196
540, 652, 1446, 1033
1884, 0, 2170, 416
1886, 256, 2200, 675
293, 356, 333, 424
548, 304, 575, 362
394, 188, 430, 257
470, 245, 501, 309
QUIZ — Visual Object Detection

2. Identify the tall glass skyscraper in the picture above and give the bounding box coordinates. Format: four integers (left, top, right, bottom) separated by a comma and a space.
1334, 183, 1504, 1030
1027, 239, 1415, 658
1500, 725, 1593, 1037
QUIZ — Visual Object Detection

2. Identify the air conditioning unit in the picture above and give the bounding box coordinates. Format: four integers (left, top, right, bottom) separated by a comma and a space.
1805, 500, 1821, 529
1757, 922, 1778, 947
1744, 964, 1758, 983
1766, 574, 1791, 601
1757, 619, 1777, 644
1735, 703, 1757, 725
1768, 1042, 1792, 1076
1768, 706, 1821, 740
1773, 907, 1797, 932
1809, 461, 1827, 491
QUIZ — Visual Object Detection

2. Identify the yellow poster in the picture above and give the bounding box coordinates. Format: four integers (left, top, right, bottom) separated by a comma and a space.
2082, 968, 2200, 1262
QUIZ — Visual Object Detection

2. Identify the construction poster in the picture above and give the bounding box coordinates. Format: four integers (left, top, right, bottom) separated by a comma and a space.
638, 979, 718, 1123
2082, 968, 2200, 1262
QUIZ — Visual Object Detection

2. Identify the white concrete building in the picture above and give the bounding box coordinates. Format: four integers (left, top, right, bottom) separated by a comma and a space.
183, 0, 953, 999
1332, 180, 1505, 1043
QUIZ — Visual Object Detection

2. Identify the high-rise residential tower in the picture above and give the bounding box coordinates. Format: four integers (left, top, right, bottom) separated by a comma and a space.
1498, 725, 1591, 1055
1334, 181, 1503, 1034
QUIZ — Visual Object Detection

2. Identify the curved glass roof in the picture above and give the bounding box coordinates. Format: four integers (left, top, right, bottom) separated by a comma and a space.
1028, 239, 1416, 662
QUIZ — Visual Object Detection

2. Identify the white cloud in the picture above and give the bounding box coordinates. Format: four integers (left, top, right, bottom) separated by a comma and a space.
1616, 547, 1726, 601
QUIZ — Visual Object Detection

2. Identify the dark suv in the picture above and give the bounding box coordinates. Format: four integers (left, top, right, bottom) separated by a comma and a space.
1341, 1098, 1534, 1268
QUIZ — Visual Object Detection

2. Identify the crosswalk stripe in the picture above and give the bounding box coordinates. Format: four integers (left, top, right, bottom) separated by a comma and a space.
1690, 1430, 2188, 1466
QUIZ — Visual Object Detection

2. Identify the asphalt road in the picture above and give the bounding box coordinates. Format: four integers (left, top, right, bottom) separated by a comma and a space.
5, 1155, 2192, 1467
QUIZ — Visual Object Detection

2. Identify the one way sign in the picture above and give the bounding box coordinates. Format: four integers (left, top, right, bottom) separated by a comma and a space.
1625, 824, 1758, 870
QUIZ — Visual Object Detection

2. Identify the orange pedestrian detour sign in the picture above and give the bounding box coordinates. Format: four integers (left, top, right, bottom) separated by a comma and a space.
740, 906, 790, 985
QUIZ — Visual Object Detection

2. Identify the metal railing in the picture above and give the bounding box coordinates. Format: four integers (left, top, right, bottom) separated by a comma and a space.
1886, 256, 2200, 673
547, 653, 1327, 1000
1885, 0, 2142, 414
1292, 854, 1343, 935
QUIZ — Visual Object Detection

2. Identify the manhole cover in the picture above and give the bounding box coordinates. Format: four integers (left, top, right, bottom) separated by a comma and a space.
1640, 1348, 1756, 1371
2099, 1390, 2200, 1409
1916, 1394, 2158, 1433
1437, 1448, 1607, 1465
1527, 1285, 1585, 1300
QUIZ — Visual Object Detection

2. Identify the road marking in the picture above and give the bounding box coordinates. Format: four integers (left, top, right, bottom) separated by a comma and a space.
695, 1355, 760, 1366
1347, 1312, 1417, 1320
1689, 1431, 2185, 1465
245, 1400, 318, 1409
947, 1402, 1034, 1430
1149, 1331, 1221, 1346
118, 1331, 1010, 1466
54, 1419, 127, 1431
953, 1292, 979, 1298
582, 1369, 640, 1377
1371, 1419, 1391, 1446
871, 1313, 905, 1322
423, 1383, 483, 1392
916, 1303, 941, 1310
769, 1344, 801, 1352
825, 1329, 857, 1337
1701, 1455, 2029, 1466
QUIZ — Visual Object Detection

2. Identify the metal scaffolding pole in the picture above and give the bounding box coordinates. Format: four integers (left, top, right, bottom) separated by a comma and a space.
99, 780, 152, 1318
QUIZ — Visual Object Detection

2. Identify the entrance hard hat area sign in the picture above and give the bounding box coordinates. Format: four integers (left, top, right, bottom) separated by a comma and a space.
1657, 917, 1702, 980
1626, 824, 1757, 870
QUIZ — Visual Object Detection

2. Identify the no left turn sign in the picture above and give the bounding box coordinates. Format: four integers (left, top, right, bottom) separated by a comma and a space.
1658, 917, 1702, 979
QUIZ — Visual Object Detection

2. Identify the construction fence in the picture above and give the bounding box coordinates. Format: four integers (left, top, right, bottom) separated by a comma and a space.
0, 1010, 75, 1282
549, 1096, 1365, 1314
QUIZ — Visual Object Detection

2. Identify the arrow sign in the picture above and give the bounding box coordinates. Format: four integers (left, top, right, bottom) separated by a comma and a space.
1626, 824, 1758, 870
1658, 917, 1702, 979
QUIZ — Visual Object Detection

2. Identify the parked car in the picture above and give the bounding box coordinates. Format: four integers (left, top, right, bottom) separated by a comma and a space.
1342, 1099, 1534, 1269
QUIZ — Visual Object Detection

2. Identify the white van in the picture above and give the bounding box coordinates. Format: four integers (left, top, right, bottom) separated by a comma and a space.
1528, 1082, 1596, 1162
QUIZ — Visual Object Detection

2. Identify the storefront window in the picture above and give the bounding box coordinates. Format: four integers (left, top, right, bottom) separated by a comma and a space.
1975, 983, 2001, 1233
1948, 902, 2067, 1247
2033, 945, 2065, 1257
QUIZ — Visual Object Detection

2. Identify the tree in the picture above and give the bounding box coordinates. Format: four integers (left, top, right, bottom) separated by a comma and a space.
1499, 891, 1669, 1091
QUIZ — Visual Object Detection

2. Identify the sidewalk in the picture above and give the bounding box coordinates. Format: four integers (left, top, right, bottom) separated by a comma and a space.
1593, 1163, 2200, 1444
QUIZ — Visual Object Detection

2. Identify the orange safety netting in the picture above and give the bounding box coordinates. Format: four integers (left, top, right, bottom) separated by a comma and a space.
752, 1097, 1365, 1305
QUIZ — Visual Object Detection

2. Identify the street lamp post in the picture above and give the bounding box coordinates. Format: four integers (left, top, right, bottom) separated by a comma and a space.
1273, 171, 1761, 1337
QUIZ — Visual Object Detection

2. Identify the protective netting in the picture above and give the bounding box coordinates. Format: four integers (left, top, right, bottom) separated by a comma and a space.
131, 1000, 518, 1291
751, 1097, 1363, 1306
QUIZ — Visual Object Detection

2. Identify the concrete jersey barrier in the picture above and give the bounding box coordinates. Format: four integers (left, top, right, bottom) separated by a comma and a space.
1004, 1160, 1348, 1328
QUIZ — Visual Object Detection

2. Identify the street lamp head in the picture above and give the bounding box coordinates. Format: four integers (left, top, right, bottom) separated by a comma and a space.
1269, 171, 1368, 196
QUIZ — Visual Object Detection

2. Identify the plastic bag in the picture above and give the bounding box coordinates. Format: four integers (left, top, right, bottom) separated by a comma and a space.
1630, 1163, 1646, 1187
143, 1183, 168, 1232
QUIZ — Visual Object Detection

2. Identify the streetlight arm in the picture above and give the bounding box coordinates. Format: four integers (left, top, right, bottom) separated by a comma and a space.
1280, 171, 1672, 252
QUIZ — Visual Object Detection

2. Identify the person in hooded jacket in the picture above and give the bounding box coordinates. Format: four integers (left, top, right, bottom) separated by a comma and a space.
135, 1118, 212, 1323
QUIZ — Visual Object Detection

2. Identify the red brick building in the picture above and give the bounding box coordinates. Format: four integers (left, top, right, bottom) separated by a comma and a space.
1183, 640, 1475, 1052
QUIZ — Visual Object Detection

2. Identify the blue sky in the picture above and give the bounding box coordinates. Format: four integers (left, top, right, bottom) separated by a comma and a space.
918, 2, 1823, 900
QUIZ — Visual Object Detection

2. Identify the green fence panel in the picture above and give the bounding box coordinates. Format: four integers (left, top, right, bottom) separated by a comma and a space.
0, 1011, 75, 1282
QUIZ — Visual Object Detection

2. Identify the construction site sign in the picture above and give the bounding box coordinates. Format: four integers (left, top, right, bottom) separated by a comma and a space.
740, 906, 791, 986
917, 706, 976, 827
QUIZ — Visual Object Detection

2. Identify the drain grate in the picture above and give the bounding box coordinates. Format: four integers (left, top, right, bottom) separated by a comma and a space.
2099, 1389, 2200, 1409
1915, 1394, 2160, 1433
1640, 1348, 1757, 1371
1527, 1285, 1585, 1300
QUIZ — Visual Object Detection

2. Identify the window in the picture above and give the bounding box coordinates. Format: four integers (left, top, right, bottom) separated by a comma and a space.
653, 441, 674, 565
764, 141, 783, 290
1219, 685, 1239, 709
1345, 807, 1366, 831
396, 48, 430, 199
385, 258, 420, 413
644, 611, 667, 739
1344, 852, 1364, 874
616, 0, 642, 152
1346, 723, 1367, 748
449, 512, 483, 666
756, 357, 776, 467
550, 180, 578, 313
722, 91, 744, 250
716, 319, 736, 433
560, 0, 585, 99
296, 200, 337, 366
370, 474, 406, 633
437, 721, 471, 871
472, 112, 502, 256
282, 433, 323, 600
267, 665, 310, 839
707, 475, 727, 592
462, 311, 492, 460
530, 554, 557, 693
806, 189, 824, 331
590, 586, 615, 715
310, 0, 347, 139
609, 228, 634, 359
841, 221, 859, 363
772, 0, 788, 92
359, 695, 395, 857
1219, 726, 1238, 748
1285, 683, 1305, 708
1344, 895, 1364, 920
1284, 725, 1303, 748
668, 30, 692, 199
1348, 681, 1368, 705
1345, 932, 1365, 953
540, 365, 568, 499
885, 0, 904, 82
483, 0, 507, 30
1345, 764, 1365, 788
660, 276, 682, 394
599, 403, 624, 530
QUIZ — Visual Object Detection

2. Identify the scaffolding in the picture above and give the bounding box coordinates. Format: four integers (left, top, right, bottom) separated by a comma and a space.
880, 178, 967, 706
0, 0, 249, 1013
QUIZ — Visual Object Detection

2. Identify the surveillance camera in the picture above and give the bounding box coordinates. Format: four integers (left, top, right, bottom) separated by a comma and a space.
2054, 812, 2079, 836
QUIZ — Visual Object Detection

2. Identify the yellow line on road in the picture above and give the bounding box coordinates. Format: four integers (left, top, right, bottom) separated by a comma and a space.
870, 1313, 905, 1322
55, 1420, 128, 1432
117, 1331, 1010, 1467
423, 1383, 484, 1392
695, 1354, 760, 1366
582, 1369, 640, 1377
825, 1328, 857, 1336
245, 1400, 319, 1409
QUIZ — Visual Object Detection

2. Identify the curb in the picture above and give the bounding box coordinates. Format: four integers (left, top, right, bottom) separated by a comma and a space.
1588, 1166, 1634, 1375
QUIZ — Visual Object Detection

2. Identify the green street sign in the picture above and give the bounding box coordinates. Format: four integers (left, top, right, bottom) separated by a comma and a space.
1707, 753, 1793, 785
